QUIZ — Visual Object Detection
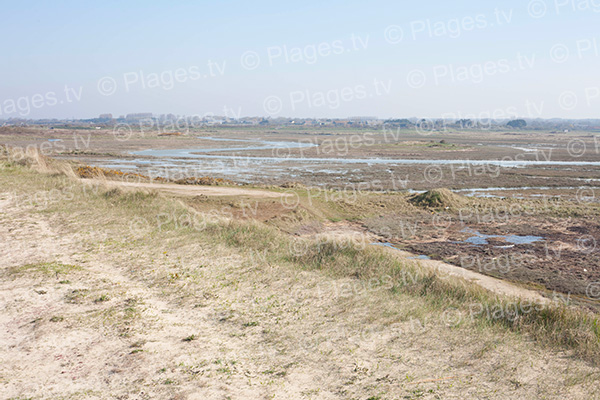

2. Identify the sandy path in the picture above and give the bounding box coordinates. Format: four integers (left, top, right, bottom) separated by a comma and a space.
391, 249, 550, 303
81, 176, 554, 303
312, 222, 550, 304
1, 189, 599, 399
88, 179, 291, 198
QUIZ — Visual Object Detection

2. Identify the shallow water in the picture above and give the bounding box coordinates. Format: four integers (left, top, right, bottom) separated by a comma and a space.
407, 254, 431, 260
370, 242, 399, 250
461, 227, 543, 245
131, 147, 600, 167
129, 137, 600, 167
167, 136, 322, 153
83, 137, 600, 186
455, 186, 600, 198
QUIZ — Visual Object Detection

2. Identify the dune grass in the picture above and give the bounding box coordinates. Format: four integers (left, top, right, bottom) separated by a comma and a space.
1, 145, 599, 364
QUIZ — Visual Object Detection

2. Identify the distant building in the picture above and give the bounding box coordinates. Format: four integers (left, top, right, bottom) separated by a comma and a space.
333, 119, 352, 127
99, 113, 113, 120
125, 113, 153, 121
348, 116, 381, 126
349, 116, 377, 122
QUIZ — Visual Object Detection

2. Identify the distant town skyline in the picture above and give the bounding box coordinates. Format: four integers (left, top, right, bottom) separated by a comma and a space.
6, 113, 600, 132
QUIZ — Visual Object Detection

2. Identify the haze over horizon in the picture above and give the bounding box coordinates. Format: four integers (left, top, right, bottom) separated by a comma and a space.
2, 0, 599, 120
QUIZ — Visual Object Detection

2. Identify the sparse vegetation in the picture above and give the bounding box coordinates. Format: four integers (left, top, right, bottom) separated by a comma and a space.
1, 146, 599, 398
4, 261, 82, 279
94, 294, 110, 303
408, 188, 468, 209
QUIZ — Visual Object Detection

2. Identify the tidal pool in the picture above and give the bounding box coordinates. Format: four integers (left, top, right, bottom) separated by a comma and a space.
461, 227, 543, 246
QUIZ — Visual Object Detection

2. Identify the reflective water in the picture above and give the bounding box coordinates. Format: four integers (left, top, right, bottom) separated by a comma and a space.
131, 147, 600, 166
128, 136, 600, 166
83, 137, 600, 185
461, 227, 543, 245
407, 254, 431, 260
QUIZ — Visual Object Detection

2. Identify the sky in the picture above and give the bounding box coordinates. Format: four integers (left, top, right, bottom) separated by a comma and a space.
1, 0, 599, 119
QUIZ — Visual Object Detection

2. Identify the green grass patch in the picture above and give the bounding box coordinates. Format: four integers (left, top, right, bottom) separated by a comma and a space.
5, 262, 82, 279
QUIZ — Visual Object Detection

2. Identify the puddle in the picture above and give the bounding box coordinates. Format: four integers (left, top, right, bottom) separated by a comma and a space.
407, 255, 431, 260
504, 235, 544, 244
461, 227, 543, 245
370, 242, 399, 250
494, 144, 557, 153
454, 186, 600, 198
196, 136, 255, 142
135, 138, 317, 156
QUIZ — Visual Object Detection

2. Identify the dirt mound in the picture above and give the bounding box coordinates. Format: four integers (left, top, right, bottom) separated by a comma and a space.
409, 188, 467, 209
76, 165, 166, 182
76, 166, 233, 186
1, 145, 75, 177
158, 131, 183, 136
174, 176, 235, 186
280, 181, 305, 189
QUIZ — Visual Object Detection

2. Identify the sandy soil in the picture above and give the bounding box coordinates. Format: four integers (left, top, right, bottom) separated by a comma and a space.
301, 221, 549, 304
94, 180, 553, 304
96, 179, 291, 199
2, 182, 600, 399
393, 248, 549, 304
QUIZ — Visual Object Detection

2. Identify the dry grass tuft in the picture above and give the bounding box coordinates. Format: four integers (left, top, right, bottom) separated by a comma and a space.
409, 188, 468, 209
0, 145, 73, 177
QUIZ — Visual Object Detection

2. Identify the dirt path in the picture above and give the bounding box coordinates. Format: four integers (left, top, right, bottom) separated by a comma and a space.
390, 249, 550, 303
81, 177, 553, 303
1, 182, 599, 399
309, 222, 550, 304
93, 179, 291, 198
106, 178, 553, 304
81, 177, 555, 304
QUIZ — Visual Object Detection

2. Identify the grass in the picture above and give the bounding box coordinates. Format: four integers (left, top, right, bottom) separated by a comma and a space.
183, 334, 197, 342
408, 188, 468, 209
1, 148, 599, 364
65, 289, 89, 304
94, 294, 110, 303
290, 237, 600, 360
4, 262, 82, 279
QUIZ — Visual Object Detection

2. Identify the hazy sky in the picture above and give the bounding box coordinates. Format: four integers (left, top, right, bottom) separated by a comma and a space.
1, 0, 599, 119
